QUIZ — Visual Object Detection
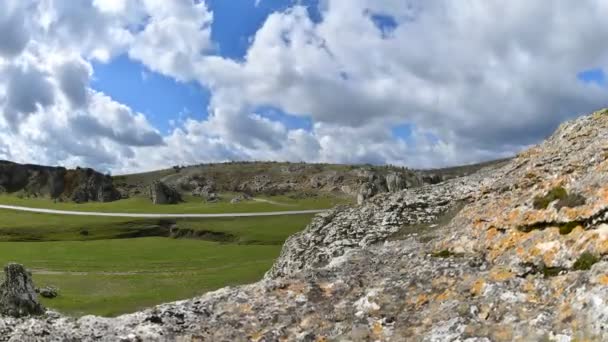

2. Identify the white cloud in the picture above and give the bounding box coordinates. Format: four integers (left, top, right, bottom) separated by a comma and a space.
3, 1, 608, 173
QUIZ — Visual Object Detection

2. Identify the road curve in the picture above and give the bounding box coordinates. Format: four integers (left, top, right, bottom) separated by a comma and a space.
0, 204, 327, 218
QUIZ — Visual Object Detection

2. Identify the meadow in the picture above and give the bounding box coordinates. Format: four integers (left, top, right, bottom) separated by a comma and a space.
0, 209, 316, 316
0, 193, 349, 214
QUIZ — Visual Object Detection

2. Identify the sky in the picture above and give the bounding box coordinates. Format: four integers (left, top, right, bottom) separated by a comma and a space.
1, 1, 608, 174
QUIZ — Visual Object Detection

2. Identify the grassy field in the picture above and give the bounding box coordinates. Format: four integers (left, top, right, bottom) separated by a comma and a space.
0, 238, 280, 316
0, 193, 350, 214
0, 209, 316, 316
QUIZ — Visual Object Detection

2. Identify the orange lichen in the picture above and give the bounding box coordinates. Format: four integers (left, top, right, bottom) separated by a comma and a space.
596, 274, 608, 285
489, 267, 514, 282
435, 289, 453, 302
470, 279, 486, 296
414, 294, 429, 309
492, 325, 514, 342
371, 321, 384, 339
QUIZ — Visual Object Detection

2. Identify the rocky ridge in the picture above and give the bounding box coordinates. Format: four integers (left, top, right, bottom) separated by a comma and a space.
5, 110, 608, 340
0, 161, 120, 203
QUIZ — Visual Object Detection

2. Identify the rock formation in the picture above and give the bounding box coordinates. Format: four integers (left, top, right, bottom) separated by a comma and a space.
0, 161, 120, 203
0, 264, 44, 318
148, 181, 182, 205
8, 110, 608, 340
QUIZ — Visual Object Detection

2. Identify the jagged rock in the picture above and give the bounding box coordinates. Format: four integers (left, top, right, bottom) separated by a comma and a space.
0, 264, 44, 318
191, 185, 218, 202
385, 172, 407, 192
0, 161, 120, 203
357, 182, 377, 204
148, 181, 181, 205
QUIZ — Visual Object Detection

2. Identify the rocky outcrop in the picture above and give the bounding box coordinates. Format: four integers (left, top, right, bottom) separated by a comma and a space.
0, 161, 120, 203
230, 193, 251, 204
0, 264, 44, 318
148, 181, 181, 205
385, 172, 407, 192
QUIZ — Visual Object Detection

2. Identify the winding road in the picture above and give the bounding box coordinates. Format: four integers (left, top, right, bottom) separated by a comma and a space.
0, 204, 326, 218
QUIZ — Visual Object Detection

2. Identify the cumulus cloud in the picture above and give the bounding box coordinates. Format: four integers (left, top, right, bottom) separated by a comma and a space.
3, 0, 608, 172
0, 1, 31, 58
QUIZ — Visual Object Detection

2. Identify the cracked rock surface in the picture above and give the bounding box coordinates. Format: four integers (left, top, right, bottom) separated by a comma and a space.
6, 110, 608, 341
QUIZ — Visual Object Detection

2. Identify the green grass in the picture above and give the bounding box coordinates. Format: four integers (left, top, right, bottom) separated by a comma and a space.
0, 210, 315, 316
0, 193, 350, 214
0, 238, 281, 316
0, 209, 314, 243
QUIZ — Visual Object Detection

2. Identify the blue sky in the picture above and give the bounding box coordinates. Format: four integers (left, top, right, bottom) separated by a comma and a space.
3, 0, 608, 172
91, 0, 322, 135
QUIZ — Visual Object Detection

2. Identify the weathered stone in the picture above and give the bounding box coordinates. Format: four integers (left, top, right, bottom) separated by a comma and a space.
148, 181, 182, 205
0, 161, 120, 203
230, 193, 251, 204
385, 172, 407, 192
37, 287, 58, 299
0, 264, 44, 318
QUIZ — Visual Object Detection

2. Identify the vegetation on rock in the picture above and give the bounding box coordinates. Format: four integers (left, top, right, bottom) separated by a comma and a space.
572, 252, 599, 271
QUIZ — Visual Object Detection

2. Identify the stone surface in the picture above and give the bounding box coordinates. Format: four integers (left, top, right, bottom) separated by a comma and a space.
7, 110, 608, 340
230, 193, 251, 204
37, 287, 58, 299
148, 181, 182, 205
0, 264, 44, 318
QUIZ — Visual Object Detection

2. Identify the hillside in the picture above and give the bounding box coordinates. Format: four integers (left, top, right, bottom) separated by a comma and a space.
4, 109, 608, 340
113, 160, 507, 204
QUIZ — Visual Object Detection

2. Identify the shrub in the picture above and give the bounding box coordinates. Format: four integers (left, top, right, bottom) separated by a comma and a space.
558, 221, 580, 235
533, 186, 568, 210
572, 252, 599, 271
431, 250, 463, 258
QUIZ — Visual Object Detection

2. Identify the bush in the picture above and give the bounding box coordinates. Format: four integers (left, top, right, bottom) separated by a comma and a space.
572, 252, 599, 271
533, 186, 568, 210
558, 221, 580, 235
431, 250, 463, 258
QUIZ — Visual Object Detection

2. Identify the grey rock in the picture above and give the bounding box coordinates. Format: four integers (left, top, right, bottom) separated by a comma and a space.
148, 181, 181, 205
230, 193, 251, 204
0, 161, 120, 203
385, 172, 407, 192
0, 264, 44, 318
37, 287, 58, 299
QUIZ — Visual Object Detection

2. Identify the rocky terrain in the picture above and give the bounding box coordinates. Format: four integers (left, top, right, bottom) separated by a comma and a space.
0, 161, 120, 203
7, 110, 608, 340
115, 160, 505, 204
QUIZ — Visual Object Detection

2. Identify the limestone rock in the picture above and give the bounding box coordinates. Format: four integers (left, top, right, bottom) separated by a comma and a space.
192, 185, 218, 202
149, 181, 181, 205
230, 193, 251, 204
37, 287, 58, 299
0, 161, 120, 203
385, 172, 407, 192
357, 182, 377, 204
0, 264, 44, 318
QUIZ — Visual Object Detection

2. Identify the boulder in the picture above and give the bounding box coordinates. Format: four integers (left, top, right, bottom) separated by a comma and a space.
0, 264, 45, 317
192, 185, 219, 202
230, 193, 252, 204
357, 182, 377, 205
149, 181, 182, 205
37, 286, 58, 299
